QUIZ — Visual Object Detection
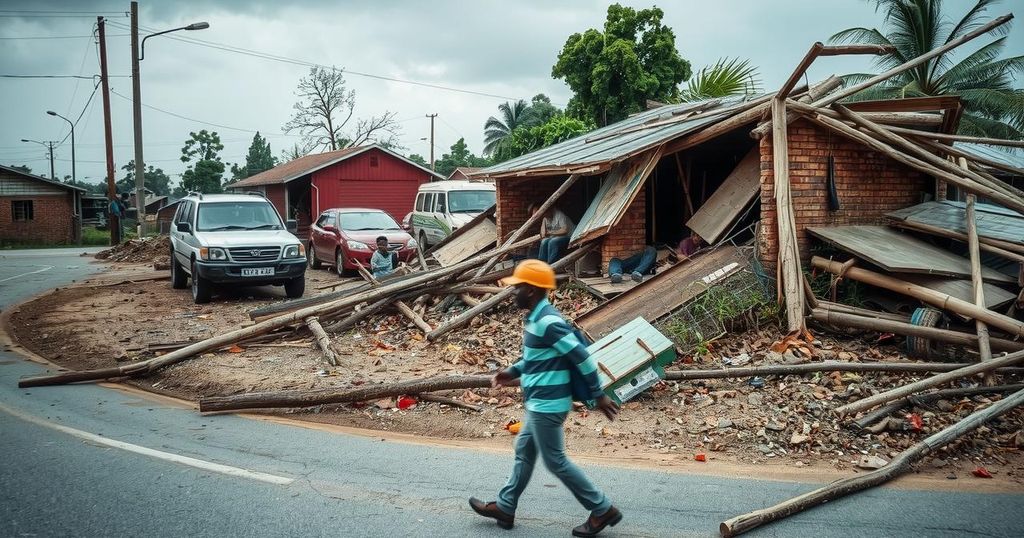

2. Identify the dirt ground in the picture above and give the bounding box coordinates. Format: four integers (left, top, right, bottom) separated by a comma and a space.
8, 255, 1024, 488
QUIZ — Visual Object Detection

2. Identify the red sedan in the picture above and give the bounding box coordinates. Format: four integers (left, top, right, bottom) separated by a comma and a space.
308, 208, 418, 276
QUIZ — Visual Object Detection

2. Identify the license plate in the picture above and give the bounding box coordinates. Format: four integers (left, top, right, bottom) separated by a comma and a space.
613, 367, 660, 403
241, 267, 274, 277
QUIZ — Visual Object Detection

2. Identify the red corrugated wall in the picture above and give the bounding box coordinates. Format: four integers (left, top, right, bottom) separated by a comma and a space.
311, 148, 430, 221
265, 185, 287, 221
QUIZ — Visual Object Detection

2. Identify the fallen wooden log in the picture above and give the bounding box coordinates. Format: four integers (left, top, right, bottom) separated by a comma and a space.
305, 316, 338, 366
887, 219, 1024, 263
17, 235, 539, 388
417, 393, 483, 412
810, 309, 1024, 353
851, 383, 1024, 430
814, 300, 910, 323
834, 348, 1024, 416
662, 360, 1024, 381
249, 281, 370, 320
884, 125, 1024, 149
199, 374, 493, 413
720, 387, 1024, 537
812, 257, 1024, 338
353, 258, 433, 334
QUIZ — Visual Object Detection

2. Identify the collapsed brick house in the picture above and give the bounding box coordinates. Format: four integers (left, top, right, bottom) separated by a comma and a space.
0, 164, 84, 244
475, 86, 970, 273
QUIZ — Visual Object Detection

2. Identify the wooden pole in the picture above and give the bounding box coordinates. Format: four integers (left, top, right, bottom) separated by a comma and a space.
888, 220, 1024, 263
771, 96, 806, 332
812, 257, 1024, 337
674, 153, 695, 218
353, 258, 432, 334
963, 165, 994, 385
304, 317, 338, 366
200, 374, 493, 413
910, 134, 1024, 183
814, 300, 910, 323
852, 383, 1024, 430
662, 360, 1024, 381
720, 388, 1024, 537
811, 308, 1024, 353
834, 349, 1024, 416
884, 125, 1024, 149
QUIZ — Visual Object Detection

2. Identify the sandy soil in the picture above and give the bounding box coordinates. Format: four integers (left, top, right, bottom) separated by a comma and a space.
8, 260, 1024, 489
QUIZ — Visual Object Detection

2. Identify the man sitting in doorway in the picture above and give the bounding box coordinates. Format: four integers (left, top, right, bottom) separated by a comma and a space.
370, 236, 399, 279
677, 231, 704, 259
530, 203, 575, 264
608, 246, 657, 284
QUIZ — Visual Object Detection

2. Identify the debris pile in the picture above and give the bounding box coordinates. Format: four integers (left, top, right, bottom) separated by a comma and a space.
95, 236, 171, 263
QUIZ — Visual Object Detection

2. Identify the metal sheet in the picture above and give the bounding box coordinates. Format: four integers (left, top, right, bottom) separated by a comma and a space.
887, 201, 1024, 245
570, 148, 662, 245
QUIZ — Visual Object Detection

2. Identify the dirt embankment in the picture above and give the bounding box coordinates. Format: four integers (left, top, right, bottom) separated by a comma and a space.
8, 262, 1024, 486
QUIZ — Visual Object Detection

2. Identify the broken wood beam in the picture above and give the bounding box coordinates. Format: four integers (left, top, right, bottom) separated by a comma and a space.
18, 235, 540, 388
353, 258, 432, 334
810, 308, 1024, 353
662, 360, 1024, 381
888, 219, 1024, 263
323, 296, 393, 334
720, 387, 1024, 537
812, 256, 1024, 338
964, 171, 995, 385
771, 96, 806, 332
851, 383, 1024, 430
834, 349, 1024, 416
817, 44, 896, 56
305, 317, 338, 366
884, 125, 1024, 149
459, 293, 481, 307
199, 374, 493, 413
814, 300, 910, 323
910, 134, 1024, 182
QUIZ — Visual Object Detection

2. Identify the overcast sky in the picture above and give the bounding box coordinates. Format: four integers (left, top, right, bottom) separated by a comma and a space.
2, 0, 1021, 189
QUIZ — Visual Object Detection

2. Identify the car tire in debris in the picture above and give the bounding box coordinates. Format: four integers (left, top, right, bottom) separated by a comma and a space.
308, 242, 322, 270
335, 249, 351, 277
171, 252, 188, 290
191, 261, 212, 304
285, 276, 305, 299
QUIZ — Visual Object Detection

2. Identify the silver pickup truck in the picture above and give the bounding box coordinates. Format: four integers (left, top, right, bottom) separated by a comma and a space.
169, 193, 306, 303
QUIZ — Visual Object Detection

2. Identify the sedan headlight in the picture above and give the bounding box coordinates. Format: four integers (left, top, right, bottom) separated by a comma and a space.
200, 247, 227, 261
347, 240, 372, 252
407, 238, 418, 249
283, 244, 305, 258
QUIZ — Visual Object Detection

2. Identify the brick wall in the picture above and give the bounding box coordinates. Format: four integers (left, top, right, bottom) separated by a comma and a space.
600, 189, 647, 269
758, 118, 928, 269
0, 195, 75, 243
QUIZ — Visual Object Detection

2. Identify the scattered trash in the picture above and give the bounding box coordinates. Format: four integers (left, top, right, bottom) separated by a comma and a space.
747, 377, 765, 388
397, 395, 417, 410
722, 353, 751, 367
505, 420, 521, 435
227, 344, 244, 353
857, 455, 889, 470
972, 467, 993, 479
694, 453, 707, 462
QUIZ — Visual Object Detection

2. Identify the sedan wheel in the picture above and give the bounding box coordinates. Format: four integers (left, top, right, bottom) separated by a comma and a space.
335, 249, 346, 277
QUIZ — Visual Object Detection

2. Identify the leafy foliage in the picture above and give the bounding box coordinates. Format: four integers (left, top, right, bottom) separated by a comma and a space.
552, 3, 691, 126
432, 138, 492, 178
406, 153, 429, 167
483, 99, 539, 156
495, 115, 595, 162
180, 130, 225, 194
830, 0, 1024, 138
680, 58, 762, 102
227, 132, 277, 186
118, 160, 171, 196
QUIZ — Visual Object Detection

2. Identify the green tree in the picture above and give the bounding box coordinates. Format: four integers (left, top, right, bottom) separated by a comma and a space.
433, 138, 492, 178
226, 131, 277, 186
406, 153, 429, 167
552, 3, 691, 126
483, 99, 539, 156
497, 115, 595, 162
180, 130, 225, 194
831, 0, 1024, 138
680, 58, 762, 102
119, 160, 171, 196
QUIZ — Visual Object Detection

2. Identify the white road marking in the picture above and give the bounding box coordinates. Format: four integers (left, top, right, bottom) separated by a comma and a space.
0, 402, 293, 485
0, 265, 54, 283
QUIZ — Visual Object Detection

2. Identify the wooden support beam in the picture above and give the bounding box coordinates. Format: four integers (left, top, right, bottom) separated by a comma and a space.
305, 316, 338, 366
888, 220, 1024, 263
663, 360, 1024, 381
674, 153, 695, 218
353, 258, 432, 334
964, 159, 994, 385
810, 308, 1024, 353
771, 96, 806, 332
910, 134, 1024, 179
884, 125, 1024, 149
818, 44, 896, 56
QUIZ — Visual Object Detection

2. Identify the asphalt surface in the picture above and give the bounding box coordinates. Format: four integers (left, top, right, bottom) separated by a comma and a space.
1, 248, 1022, 537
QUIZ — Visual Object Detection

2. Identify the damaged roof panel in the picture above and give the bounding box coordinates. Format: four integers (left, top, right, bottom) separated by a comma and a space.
570, 147, 662, 245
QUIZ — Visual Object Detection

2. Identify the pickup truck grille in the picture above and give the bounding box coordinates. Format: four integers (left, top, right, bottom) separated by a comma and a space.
228, 246, 281, 262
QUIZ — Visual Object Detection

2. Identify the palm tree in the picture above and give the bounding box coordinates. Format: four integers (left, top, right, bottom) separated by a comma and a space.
679, 58, 763, 102
483, 100, 539, 156
831, 0, 1024, 139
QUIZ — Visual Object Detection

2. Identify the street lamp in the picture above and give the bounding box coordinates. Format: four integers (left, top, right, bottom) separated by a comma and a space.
45, 111, 74, 184
130, 0, 208, 237
20, 138, 56, 180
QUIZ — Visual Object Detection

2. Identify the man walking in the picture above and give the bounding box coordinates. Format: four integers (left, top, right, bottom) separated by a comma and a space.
469, 260, 623, 536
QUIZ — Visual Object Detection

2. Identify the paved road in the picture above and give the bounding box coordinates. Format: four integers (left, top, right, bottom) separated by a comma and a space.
1, 248, 1022, 537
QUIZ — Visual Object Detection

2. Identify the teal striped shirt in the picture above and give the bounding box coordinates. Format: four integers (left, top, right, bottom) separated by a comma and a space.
505, 298, 603, 413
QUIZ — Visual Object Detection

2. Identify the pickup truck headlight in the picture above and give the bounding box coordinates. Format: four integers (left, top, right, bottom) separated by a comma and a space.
407, 238, 418, 249
200, 247, 227, 261
346, 240, 372, 252
283, 244, 304, 259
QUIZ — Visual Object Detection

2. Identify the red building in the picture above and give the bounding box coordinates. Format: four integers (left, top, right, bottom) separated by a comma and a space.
229, 145, 443, 238
0, 164, 84, 244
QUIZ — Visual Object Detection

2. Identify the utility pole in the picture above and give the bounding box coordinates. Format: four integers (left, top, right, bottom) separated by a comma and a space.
425, 113, 437, 172
98, 16, 120, 244
130, 0, 145, 238
46, 141, 55, 180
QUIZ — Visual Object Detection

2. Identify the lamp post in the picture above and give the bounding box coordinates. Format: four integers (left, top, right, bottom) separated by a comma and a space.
130, 0, 208, 237
20, 138, 56, 180
45, 111, 74, 184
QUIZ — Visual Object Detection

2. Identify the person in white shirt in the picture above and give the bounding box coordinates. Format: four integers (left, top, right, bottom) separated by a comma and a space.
529, 203, 575, 264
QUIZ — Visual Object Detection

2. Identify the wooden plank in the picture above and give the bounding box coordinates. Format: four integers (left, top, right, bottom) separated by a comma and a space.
887, 201, 1024, 246
432, 218, 496, 267
570, 148, 662, 246
900, 275, 1016, 310
686, 146, 760, 244
422, 204, 496, 257
580, 276, 641, 297
807, 225, 1014, 283
576, 246, 749, 340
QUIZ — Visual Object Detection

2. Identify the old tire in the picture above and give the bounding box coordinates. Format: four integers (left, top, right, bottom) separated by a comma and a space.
907, 307, 958, 361
285, 277, 305, 299
308, 242, 322, 269
170, 251, 188, 289
191, 262, 212, 304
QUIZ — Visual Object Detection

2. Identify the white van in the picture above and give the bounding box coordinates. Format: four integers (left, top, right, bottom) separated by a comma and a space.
411, 180, 496, 247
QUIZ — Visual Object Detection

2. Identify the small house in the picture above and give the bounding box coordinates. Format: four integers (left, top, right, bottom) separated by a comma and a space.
0, 164, 84, 244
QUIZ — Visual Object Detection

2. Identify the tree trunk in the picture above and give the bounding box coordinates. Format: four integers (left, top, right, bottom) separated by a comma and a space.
305, 316, 338, 366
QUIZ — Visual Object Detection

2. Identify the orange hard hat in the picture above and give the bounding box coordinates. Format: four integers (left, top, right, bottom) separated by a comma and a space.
502, 259, 556, 290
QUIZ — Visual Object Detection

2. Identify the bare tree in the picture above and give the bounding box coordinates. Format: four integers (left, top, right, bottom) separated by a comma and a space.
283, 66, 402, 152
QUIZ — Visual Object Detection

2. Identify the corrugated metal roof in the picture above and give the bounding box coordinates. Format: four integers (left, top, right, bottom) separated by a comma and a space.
477, 95, 758, 178
955, 142, 1024, 172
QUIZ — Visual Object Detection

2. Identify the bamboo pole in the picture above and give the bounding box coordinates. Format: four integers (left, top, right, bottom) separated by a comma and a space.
200, 374, 493, 413
720, 388, 1024, 537
812, 257, 1024, 337
304, 317, 338, 366
834, 349, 1024, 416
910, 134, 1024, 178
964, 162, 995, 385
884, 125, 1024, 149
811, 308, 1024, 353
852, 383, 1024, 430
888, 219, 1024, 263
814, 300, 910, 323
18, 235, 540, 388
771, 96, 806, 332
662, 360, 1024, 381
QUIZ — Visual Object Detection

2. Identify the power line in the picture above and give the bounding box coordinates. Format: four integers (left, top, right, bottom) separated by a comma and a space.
0, 33, 129, 40
0, 10, 125, 14
108, 88, 301, 137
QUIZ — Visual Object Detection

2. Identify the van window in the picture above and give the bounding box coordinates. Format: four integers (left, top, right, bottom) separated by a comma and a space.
423, 193, 435, 213
415, 193, 425, 212
435, 193, 446, 213
448, 190, 496, 213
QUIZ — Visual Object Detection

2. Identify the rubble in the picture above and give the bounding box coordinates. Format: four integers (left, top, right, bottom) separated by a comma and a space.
95, 236, 171, 263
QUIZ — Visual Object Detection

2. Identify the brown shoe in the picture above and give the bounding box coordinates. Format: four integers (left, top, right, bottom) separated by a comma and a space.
572, 506, 622, 537
468, 497, 514, 529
